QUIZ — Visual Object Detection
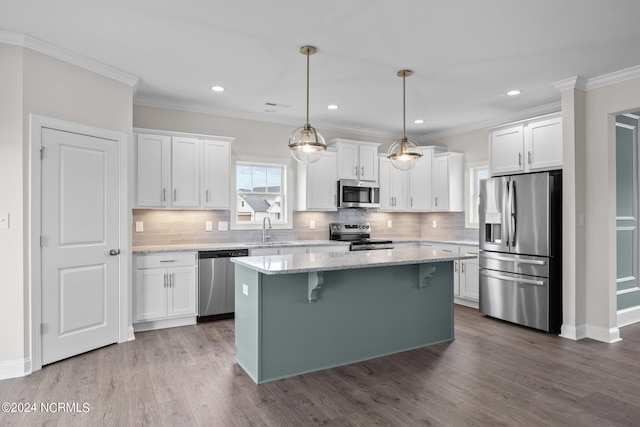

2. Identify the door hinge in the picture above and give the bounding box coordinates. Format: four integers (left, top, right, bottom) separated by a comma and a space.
41, 323, 48, 335
40, 146, 45, 160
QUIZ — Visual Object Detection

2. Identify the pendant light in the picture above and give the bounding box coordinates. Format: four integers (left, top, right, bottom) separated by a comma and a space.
289, 46, 326, 164
387, 70, 422, 171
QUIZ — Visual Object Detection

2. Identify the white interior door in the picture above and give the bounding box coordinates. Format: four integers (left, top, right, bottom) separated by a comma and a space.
41, 128, 120, 365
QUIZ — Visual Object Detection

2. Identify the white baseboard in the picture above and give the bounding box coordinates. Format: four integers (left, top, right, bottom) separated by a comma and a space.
133, 316, 197, 332
560, 323, 586, 340
127, 325, 136, 341
586, 324, 621, 343
618, 306, 640, 327
454, 297, 479, 310
0, 357, 31, 380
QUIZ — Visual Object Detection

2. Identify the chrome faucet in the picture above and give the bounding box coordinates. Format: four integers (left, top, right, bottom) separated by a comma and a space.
262, 217, 272, 243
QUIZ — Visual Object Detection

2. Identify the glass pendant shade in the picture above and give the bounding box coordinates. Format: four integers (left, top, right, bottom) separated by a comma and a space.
388, 137, 422, 171
289, 123, 326, 164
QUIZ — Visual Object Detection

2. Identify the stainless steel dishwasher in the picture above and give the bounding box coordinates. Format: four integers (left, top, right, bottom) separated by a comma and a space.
198, 249, 249, 322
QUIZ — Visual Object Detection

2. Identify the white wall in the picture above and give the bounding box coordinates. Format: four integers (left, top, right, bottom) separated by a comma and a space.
0, 44, 26, 373
0, 43, 133, 378
583, 77, 640, 340
424, 128, 489, 163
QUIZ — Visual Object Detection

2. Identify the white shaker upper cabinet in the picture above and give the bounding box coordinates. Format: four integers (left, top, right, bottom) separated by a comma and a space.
202, 139, 231, 209
489, 113, 562, 176
296, 149, 338, 211
136, 133, 171, 207
329, 139, 380, 182
432, 152, 464, 212
378, 156, 407, 211
171, 137, 201, 208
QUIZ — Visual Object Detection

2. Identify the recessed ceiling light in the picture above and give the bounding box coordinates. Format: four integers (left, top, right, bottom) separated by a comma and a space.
507, 90, 521, 96
414, 119, 425, 124
264, 108, 277, 113
211, 86, 225, 92
327, 104, 339, 110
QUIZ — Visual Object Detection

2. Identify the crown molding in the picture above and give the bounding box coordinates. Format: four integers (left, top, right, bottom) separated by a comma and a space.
419, 101, 562, 142
585, 64, 640, 90
0, 29, 139, 89
133, 95, 397, 140
552, 76, 588, 92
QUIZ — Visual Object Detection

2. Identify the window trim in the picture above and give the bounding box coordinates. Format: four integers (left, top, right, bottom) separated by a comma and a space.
465, 161, 489, 229
230, 156, 294, 230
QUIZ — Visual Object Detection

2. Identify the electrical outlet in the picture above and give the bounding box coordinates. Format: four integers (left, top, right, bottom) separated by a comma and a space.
218, 221, 228, 231
432, 220, 437, 228
309, 220, 315, 229
242, 284, 248, 296
135, 221, 143, 232
387, 220, 392, 228
205, 221, 213, 232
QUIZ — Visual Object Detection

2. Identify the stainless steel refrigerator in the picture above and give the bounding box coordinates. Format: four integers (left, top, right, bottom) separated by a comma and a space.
479, 170, 562, 332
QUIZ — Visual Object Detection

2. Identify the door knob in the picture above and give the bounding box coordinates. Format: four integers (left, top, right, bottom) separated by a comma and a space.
109, 249, 121, 256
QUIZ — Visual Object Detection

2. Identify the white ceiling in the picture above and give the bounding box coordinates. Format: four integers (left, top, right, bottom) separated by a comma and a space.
3, 0, 640, 140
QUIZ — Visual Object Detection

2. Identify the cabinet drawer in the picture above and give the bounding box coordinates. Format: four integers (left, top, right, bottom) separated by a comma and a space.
135, 252, 196, 269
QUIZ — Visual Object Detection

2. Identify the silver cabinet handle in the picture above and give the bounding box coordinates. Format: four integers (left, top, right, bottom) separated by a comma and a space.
528, 151, 531, 165
462, 263, 465, 274
173, 188, 177, 201
361, 166, 364, 177
205, 189, 209, 203
163, 273, 167, 288
454, 261, 458, 272
109, 249, 120, 256
410, 197, 413, 208
170, 273, 175, 287
160, 259, 177, 263
354, 166, 358, 177
518, 152, 522, 167
435, 196, 438, 207
162, 188, 166, 202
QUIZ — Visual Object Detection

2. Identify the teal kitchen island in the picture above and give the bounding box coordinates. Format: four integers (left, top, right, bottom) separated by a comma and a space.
230, 247, 475, 384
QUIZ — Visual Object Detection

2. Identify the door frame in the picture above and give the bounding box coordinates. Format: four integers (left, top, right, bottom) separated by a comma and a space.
29, 114, 130, 372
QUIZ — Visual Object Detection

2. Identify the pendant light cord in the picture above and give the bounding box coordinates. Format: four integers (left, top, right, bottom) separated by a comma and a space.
306, 51, 310, 127
402, 73, 406, 139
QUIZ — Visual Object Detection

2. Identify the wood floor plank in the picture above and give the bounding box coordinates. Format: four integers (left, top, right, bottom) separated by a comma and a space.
2, 309, 640, 426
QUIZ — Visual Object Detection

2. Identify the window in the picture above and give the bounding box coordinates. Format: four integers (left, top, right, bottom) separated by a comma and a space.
465, 162, 489, 228
233, 161, 289, 228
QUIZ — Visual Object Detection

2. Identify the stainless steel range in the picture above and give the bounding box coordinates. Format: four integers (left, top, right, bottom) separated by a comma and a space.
329, 222, 393, 251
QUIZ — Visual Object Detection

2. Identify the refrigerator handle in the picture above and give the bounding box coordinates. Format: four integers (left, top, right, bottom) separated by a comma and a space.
510, 181, 516, 247
504, 181, 510, 247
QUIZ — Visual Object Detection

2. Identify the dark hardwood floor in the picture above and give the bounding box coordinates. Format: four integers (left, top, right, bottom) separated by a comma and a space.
2, 305, 640, 426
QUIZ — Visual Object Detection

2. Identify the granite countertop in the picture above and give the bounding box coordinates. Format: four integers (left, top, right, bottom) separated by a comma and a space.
132, 240, 350, 254
230, 247, 476, 275
132, 239, 479, 254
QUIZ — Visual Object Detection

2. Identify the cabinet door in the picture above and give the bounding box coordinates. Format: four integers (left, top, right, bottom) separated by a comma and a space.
460, 258, 480, 301
202, 140, 230, 209
433, 155, 450, 210
167, 266, 197, 317
337, 143, 358, 179
408, 152, 432, 211
525, 117, 562, 172
359, 145, 379, 181
136, 133, 170, 207
378, 158, 393, 210
490, 125, 524, 175
134, 269, 168, 322
391, 165, 407, 210
171, 137, 201, 207
308, 151, 337, 210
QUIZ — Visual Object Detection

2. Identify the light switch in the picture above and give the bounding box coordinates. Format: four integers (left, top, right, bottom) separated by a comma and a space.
205, 221, 213, 232
242, 284, 249, 296
309, 220, 315, 229
432, 220, 437, 228
0, 213, 9, 229
387, 220, 392, 228
135, 221, 143, 232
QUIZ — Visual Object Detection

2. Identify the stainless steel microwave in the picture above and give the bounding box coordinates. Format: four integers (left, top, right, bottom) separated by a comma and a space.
337, 180, 380, 208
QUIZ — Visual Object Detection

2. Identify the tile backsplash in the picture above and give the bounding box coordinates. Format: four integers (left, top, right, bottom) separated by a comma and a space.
132, 209, 478, 246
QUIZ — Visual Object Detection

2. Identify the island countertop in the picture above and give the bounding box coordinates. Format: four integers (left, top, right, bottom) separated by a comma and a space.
230, 247, 475, 275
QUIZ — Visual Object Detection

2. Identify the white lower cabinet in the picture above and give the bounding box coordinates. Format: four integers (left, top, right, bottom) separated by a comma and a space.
422, 243, 479, 308
133, 252, 197, 331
